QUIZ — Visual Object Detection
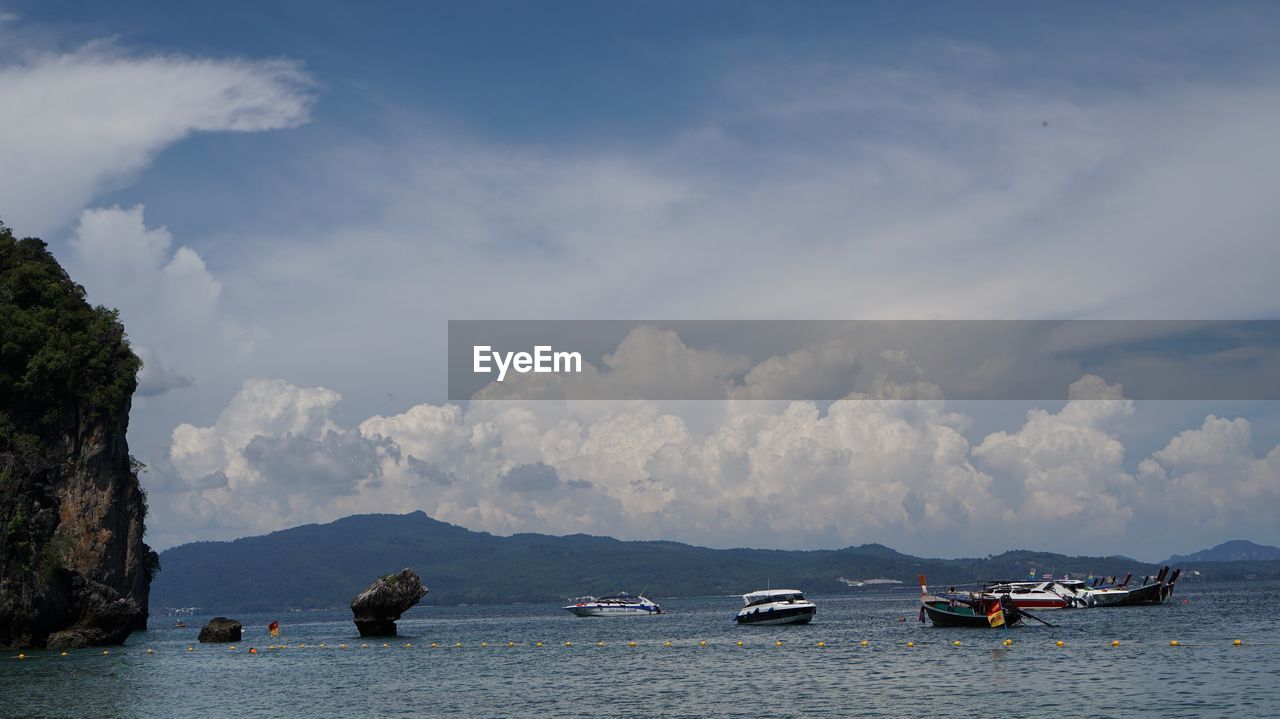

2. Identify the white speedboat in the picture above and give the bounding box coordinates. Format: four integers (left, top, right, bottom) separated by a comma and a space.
735, 589, 816, 625
563, 594, 661, 617
984, 581, 1077, 609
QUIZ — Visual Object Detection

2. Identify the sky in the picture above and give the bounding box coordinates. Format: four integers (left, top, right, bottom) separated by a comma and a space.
2, 1, 1280, 560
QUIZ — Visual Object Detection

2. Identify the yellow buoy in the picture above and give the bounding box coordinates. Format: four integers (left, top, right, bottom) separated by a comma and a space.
816, 641, 825, 648
454, 642, 463, 648
146, 648, 154, 654
1055, 640, 1065, 647
952, 640, 961, 647
319, 643, 326, 648
60, 651, 68, 657
535, 641, 543, 647
382, 643, 389, 648
186, 646, 193, 652
361, 643, 368, 648
480, 642, 488, 648
628, 641, 637, 647
859, 640, 869, 647
1112, 640, 1120, 647
102, 650, 110, 655
1233, 639, 1243, 646
597, 641, 605, 647
1170, 640, 1180, 647
339, 643, 347, 649
564, 641, 573, 647
906, 642, 915, 648
404, 643, 412, 648
506, 641, 514, 647
774, 640, 783, 647
698, 640, 707, 647
17, 653, 25, 660
1003, 639, 1013, 647
663, 641, 672, 647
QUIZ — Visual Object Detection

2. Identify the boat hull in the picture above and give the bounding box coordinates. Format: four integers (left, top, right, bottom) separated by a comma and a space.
1111, 582, 1166, 606
564, 604, 661, 617
922, 601, 1022, 628
735, 605, 816, 625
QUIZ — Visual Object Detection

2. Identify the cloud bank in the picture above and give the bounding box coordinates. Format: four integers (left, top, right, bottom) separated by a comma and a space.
146, 333, 1280, 559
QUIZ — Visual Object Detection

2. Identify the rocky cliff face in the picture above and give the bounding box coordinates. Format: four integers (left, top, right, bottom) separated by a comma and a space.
0, 226, 156, 649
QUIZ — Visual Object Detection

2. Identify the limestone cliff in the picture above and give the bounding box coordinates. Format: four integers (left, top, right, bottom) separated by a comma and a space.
0, 224, 157, 648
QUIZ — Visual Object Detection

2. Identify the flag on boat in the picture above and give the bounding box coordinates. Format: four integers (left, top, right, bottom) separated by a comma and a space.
987, 605, 1005, 628
269, 620, 279, 638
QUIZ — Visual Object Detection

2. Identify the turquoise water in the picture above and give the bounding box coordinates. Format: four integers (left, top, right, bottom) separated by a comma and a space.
4, 581, 1279, 717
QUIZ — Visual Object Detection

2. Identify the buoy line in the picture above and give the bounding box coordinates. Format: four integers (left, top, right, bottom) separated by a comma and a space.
8, 637, 1274, 659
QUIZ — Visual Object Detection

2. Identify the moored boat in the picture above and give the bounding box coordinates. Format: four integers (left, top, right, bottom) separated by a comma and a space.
1112, 567, 1180, 606
563, 593, 662, 617
735, 589, 816, 625
919, 576, 1022, 628
982, 581, 1075, 609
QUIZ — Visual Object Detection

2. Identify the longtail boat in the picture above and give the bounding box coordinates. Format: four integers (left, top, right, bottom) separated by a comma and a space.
918, 575, 1022, 628
1112, 566, 1181, 606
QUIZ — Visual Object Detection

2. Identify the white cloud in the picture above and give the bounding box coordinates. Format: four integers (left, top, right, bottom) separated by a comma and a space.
0, 43, 311, 234
65, 205, 258, 399
134, 345, 194, 397
1140, 416, 1280, 538
150, 347, 1280, 558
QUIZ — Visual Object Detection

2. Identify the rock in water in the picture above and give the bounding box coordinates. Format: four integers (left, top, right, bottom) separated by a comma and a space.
0, 229, 156, 649
198, 617, 242, 643
351, 569, 428, 636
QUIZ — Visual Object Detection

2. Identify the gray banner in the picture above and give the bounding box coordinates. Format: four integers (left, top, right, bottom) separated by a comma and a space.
448, 320, 1280, 401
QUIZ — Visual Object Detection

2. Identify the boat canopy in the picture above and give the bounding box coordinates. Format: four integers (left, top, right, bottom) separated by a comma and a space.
742, 589, 805, 606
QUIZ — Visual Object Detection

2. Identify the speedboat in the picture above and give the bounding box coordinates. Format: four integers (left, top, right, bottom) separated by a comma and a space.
933, 581, 1072, 610
563, 594, 661, 617
735, 589, 816, 625
983, 580, 1078, 609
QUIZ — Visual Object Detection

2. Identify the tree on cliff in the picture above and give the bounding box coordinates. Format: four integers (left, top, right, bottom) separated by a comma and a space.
1, 220, 157, 648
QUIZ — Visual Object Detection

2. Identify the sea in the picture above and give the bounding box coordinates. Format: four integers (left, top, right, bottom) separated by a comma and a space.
4, 580, 1279, 718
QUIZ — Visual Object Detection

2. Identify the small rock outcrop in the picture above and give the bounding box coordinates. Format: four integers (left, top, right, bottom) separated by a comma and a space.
1, 228, 156, 649
351, 569, 427, 636
198, 617, 242, 643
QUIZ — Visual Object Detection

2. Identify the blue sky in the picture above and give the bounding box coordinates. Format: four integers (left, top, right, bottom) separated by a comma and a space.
3, 2, 1280, 558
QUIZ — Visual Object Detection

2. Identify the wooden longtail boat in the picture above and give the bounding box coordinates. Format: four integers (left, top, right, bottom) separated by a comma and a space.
918, 575, 1022, 628
1112, 566, 1181, 606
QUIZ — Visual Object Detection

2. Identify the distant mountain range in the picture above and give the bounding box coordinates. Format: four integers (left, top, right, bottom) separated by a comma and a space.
1166, 540, 1280, 564
150, 512, 1280, 613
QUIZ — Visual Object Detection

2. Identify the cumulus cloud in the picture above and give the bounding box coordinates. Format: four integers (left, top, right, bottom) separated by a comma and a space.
65, 205, 258, 399
0, 43, 312, 234
149, 348, 1280, 557
973, 375, 1138, 534
134, 345, 194, 397
148, 378, 408, 545
1138, 416, 1280, 538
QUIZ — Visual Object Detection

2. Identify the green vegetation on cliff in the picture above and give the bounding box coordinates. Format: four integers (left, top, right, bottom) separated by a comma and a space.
0, 222, 140, 458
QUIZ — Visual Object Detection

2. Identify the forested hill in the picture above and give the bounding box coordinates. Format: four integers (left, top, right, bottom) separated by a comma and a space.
147, 511, 1269, 614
